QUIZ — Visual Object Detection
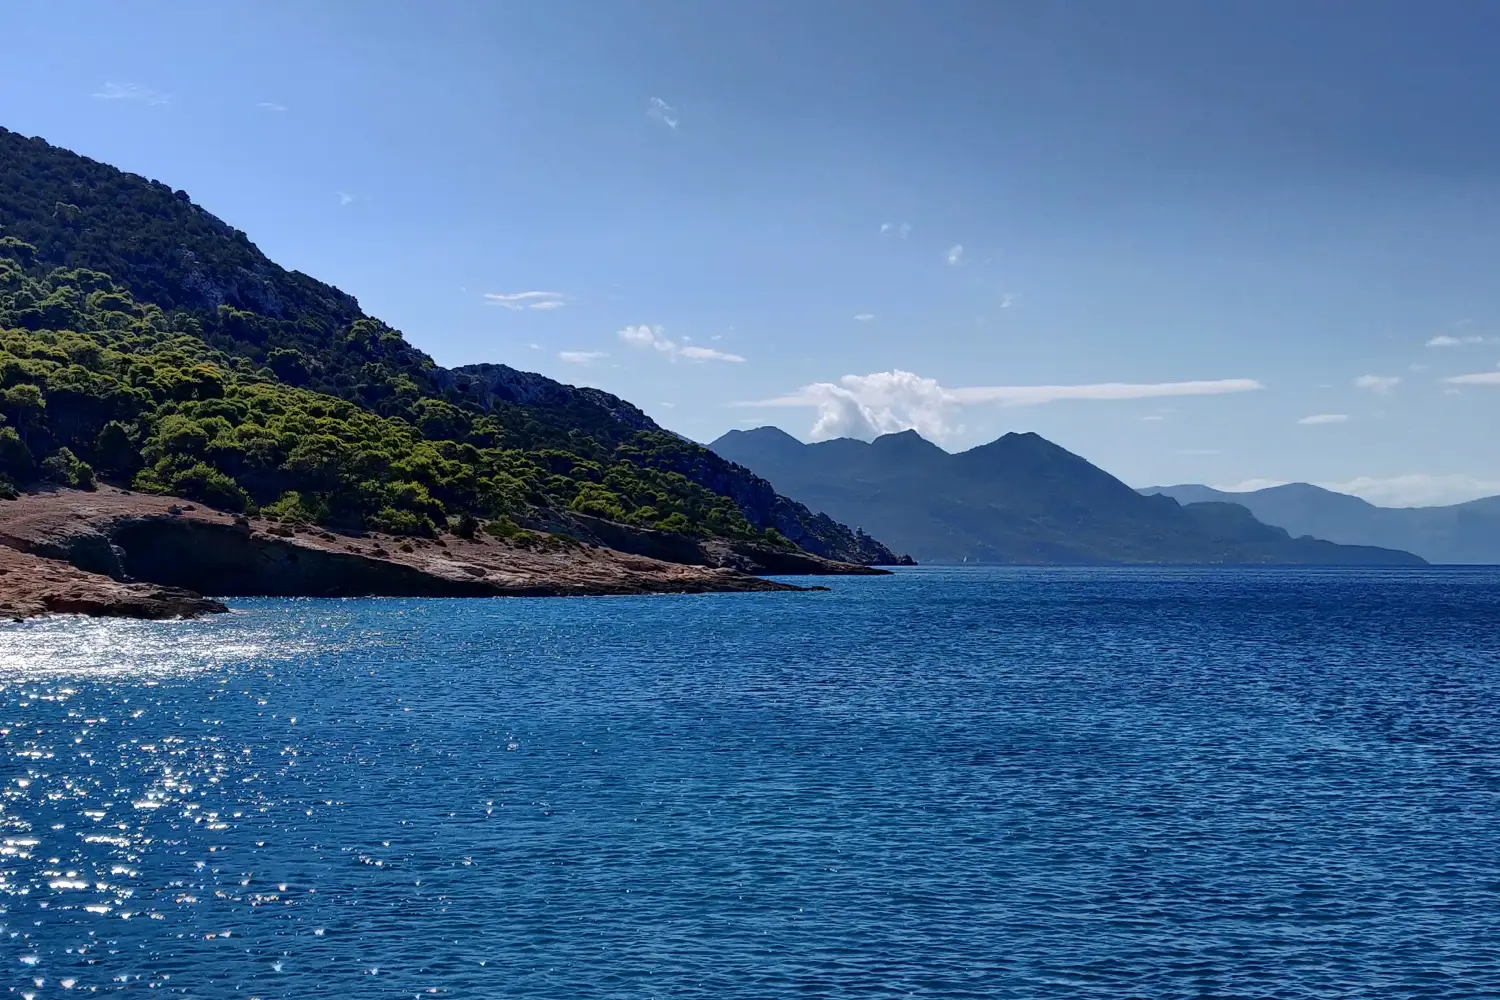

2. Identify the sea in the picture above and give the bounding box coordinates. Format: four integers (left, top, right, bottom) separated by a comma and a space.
3, 566, 1499, 998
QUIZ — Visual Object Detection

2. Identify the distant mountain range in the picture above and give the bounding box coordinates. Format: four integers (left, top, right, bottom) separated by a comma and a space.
1141, 483, 1500, 564
711, 427, 1425, 566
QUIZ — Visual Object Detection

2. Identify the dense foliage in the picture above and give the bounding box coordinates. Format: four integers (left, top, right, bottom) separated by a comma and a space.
0, 249, 787, 538
0, 128, 897, 560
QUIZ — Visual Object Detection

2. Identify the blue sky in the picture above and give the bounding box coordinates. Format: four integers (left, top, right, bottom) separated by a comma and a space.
4, 0, 1500, 505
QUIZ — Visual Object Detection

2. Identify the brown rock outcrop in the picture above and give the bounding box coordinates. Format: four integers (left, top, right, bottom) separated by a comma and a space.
0, 488, 824, 620
0, 545, 226, 621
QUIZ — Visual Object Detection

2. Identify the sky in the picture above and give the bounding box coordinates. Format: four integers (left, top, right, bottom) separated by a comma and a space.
3, 0, 1500, 506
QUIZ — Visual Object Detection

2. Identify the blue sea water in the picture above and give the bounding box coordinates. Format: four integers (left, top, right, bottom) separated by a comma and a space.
3, 566, 1499, 999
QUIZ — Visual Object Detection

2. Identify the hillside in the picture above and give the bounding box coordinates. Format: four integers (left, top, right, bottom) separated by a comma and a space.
711, 426, 1425, 566
1142, 483, 1500, 564
0, 126, 898, 565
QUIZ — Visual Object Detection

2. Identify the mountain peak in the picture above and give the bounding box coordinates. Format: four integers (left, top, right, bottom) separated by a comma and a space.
713, 424, 1423, 566
715, 425, 803, 445
870, 428, 944, 450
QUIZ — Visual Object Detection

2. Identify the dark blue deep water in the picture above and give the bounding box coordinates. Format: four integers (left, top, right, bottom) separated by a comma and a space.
4, 567, 1500, 998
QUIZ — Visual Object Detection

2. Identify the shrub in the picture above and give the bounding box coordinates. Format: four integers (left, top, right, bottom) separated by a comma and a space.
94, 420, 139, 477
0, 426, 34, 481
40, 447, 97, 490
157, 462, 249, 512
261, 490, 321, 525
368, 506, 435, 537
655, 511, 693, 534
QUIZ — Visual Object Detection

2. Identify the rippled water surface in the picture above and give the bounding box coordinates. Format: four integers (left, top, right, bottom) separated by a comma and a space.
3, 567, 1500, 998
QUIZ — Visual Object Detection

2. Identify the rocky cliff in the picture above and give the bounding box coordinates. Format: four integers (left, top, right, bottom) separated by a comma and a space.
0, 488, 832, 620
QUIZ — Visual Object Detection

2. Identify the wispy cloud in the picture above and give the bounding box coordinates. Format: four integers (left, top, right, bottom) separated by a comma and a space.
680, 345, 746, 362
647, 97, 679, 130
618, 325, 744, 363
1427, 334, 1487, 347
1353, 374, 1401, 393
946, 379, 1263, 406
880, 222, 913, 240
853, 313, 875, 322
745, 370, 1263, 442
484, 291, 566, 311
558, 350, 607, 364
945, 244, 964, 266
1178, 448, 1222, 456
1213, 473, 1500, 506
1318, 474, 1500, 507
336, 191, 354, 207
1215, 478, 1289, 493
1000, 292, 1017, 309
92, 82, 170, 105
256, 101, 288, 112
1446, 368, 1500, 385
1298, 413, 1349, 425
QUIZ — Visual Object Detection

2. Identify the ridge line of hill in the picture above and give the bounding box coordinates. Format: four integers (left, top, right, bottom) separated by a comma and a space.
710, 426, 1426, 566
0, 125, 909, 610
1140, 483, 1500, 564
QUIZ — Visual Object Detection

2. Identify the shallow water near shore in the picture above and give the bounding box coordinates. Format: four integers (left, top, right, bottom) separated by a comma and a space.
4, 566, 1500, 998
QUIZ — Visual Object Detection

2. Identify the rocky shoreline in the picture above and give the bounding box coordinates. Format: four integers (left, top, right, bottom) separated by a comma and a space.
0, 489, 863, 621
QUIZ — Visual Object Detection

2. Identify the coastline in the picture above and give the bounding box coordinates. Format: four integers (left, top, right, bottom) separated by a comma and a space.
0, 488, 835, 621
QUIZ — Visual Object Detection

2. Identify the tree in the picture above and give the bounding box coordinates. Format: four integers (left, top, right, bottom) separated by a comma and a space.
94, 421, 138, 477
0, 426, 34, 482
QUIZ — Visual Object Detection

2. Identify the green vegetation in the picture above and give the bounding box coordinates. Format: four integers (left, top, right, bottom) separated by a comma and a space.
0, 127, 899, 562
0, 249, 786, 539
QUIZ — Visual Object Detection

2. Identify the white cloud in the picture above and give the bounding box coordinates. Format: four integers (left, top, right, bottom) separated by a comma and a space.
618, 324, 667, 350
558, 350, 607, 364
1298, 413, 1349, 425
256, 101, 288, 112
945, 244, 964, 266
92, 82, 170, 105
747, 370, 1263, 442
899, 223, 912, 240
945, 378, 1263, 406
617, 325, 744, 363
336, 191, 354, 207
1353, 374, 1401, 393
528, 342, 541, 350
1212, 474, 1500, 506
1426, 334, 1486, 347
1446, 369, 1500, 385
1215, 478, 1290, 493
854, 313, 875, 322
1000, 292, 1017, 309
679, 345, 746, 362
484, 291, 566, 311
880, 223, 892, 235
798, 371, 961, 442
1318, 474, 1500, 507
1139, 414, 1166, 422
647, 97, 679, 130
